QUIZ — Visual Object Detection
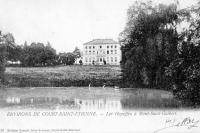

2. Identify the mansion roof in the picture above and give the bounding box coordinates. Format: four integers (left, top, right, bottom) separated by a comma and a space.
83, 39, 118, 45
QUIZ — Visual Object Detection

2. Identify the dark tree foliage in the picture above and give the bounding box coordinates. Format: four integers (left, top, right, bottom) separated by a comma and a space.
121, 0, 200, 106
19, 42, 57, 67
58, 52, 76, 65
120, 1, 180, 88
0, 31, 15, 85
166, 42, 200, 106
6, 40, 78, 67
72, 47, 81, 59
73, 46, 81, 65
7, 45, 22, 62
0, 38, 6, 85
166, 3, 200, 106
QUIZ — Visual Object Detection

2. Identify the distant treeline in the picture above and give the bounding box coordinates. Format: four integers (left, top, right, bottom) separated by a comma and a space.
7, 41, 81, 67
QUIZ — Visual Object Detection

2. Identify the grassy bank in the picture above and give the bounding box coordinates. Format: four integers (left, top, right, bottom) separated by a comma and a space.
5, 65, 122, 87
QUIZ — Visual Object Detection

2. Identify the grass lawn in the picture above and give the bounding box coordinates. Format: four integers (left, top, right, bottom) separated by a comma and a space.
5, 65, 122, 87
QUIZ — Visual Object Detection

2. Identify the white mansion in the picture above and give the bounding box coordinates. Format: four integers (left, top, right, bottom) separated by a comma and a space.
82, 39, 121, 65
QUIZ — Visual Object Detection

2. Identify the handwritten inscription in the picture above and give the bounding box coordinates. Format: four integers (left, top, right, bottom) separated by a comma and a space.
154, 117, 200, 133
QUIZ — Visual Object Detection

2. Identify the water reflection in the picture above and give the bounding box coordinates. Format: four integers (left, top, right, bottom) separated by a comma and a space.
0, 89, 181, 110
4, 97, 122, 110
75, 98, 121, 110
121, 90, 180, 109
5, 97, 76, 109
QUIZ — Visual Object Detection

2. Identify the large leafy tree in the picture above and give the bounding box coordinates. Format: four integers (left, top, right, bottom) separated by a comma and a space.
58, 52, 76, 65
72, 46, 81, 64
73, 47, 81, 59
43, 42, 57, 66
0, 32, 6, 85
7, 45, 22, 62
166, 3, 200, 106
19, 42, 57, 67
120, 1, 180, 88
0, 31, 15, 85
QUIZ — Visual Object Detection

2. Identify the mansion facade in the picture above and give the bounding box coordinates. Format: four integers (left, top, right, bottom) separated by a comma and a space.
82, 39, 121, 65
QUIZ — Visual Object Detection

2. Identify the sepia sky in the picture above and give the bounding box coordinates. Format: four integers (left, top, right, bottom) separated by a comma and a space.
0, 0, 198, 52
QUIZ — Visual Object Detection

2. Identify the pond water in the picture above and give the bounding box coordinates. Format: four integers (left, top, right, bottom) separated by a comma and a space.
0, 87, 181, 110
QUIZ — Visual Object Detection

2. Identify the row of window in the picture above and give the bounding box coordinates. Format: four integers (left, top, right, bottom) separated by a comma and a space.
107, 50, 118, 54
85, 57, 118, 63
85, 50, 118, 55
85, 45, 118, 49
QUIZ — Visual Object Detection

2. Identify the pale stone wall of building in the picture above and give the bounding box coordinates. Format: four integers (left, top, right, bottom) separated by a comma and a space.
82, 40, 121, 65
